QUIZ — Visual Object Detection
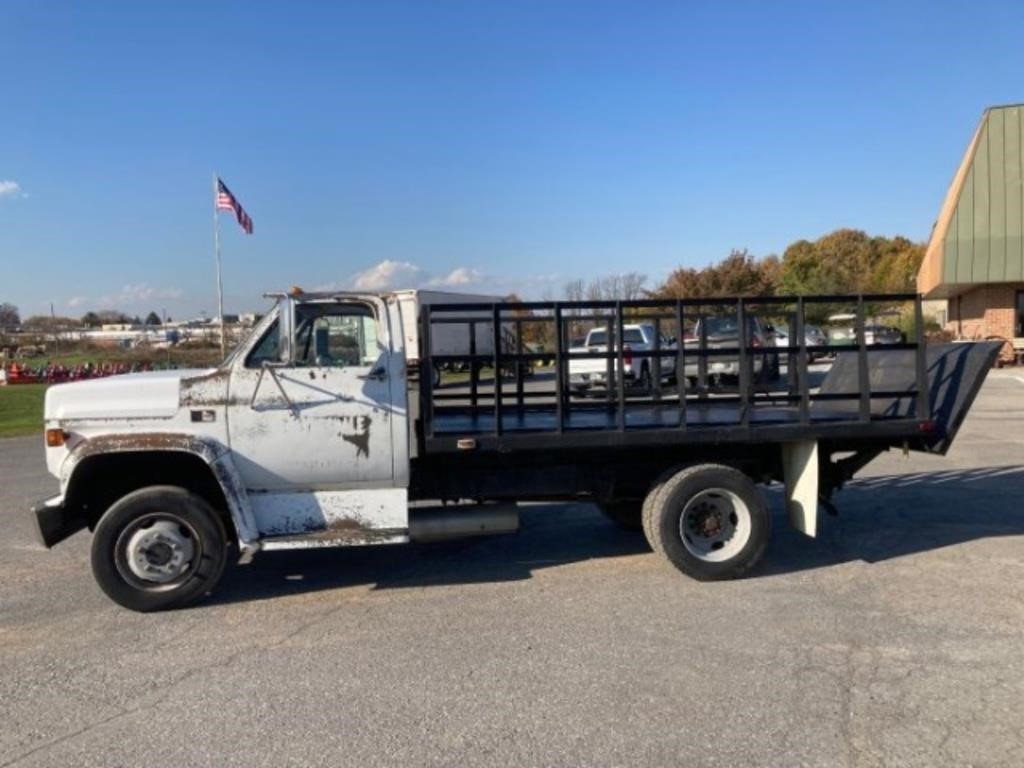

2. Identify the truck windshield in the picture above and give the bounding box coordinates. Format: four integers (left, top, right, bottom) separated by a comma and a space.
222, 304, 276, 367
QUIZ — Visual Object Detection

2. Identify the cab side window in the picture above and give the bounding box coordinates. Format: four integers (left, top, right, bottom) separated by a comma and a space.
294, 303, 379, 368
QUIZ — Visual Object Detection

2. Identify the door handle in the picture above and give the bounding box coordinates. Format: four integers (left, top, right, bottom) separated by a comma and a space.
358, 367, 388, 381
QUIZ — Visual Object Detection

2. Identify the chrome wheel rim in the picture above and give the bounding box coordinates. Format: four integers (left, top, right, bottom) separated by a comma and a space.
115, 513, 200, 590
678, 488, 752, 562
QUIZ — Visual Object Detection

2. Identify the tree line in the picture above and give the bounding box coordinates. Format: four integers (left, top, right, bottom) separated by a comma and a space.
507, 228, 924, 346
653, 229, 923, 299
524, 228, 923, 308
0, 305, 167, 333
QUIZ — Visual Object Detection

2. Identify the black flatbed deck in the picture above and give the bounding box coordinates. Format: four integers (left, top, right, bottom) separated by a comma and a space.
434, 402, 873, 432
416, 294, 1000, 457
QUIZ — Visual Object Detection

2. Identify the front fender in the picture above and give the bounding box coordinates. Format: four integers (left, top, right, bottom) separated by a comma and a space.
60, 432, 259, 548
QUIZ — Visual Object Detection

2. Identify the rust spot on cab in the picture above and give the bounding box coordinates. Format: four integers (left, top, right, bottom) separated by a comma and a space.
336, 415, 371, 458
180, 368, 232, 407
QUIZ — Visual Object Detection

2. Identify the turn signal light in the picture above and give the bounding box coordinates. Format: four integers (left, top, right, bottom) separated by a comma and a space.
45, 429, 66, 447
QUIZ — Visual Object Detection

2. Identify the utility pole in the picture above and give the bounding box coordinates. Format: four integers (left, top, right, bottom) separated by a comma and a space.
212, 173, 226, 359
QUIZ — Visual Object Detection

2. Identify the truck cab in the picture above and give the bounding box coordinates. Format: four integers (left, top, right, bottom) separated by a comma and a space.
36, 291, 427, 611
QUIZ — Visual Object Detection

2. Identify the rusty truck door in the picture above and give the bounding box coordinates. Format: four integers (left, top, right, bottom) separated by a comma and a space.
226, 297, 397, 492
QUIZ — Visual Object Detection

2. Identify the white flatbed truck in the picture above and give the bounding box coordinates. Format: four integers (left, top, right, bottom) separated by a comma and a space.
31, 289, 998, 611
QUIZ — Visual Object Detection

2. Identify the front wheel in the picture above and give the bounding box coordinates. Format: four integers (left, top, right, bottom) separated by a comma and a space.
643, 464, 769, 581
91, 486, 229, 612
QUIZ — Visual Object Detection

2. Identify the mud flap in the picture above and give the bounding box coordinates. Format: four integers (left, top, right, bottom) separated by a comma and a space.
782, 440, 819, 537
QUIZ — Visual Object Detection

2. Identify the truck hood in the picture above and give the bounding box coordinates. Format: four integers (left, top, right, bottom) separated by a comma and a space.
46, 369, 216, 422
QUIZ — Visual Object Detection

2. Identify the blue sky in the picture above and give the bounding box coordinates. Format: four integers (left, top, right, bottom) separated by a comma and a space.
2, 0, 1024, 319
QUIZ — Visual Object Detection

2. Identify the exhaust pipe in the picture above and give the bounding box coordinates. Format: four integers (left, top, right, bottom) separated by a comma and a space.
409, 503, 520, 543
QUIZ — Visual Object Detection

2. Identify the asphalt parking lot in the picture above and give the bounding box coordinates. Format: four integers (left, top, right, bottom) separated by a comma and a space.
1, 371, 1022, 768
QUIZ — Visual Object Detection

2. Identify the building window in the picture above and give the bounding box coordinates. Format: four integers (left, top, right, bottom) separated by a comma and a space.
1017, 291, 1024, 338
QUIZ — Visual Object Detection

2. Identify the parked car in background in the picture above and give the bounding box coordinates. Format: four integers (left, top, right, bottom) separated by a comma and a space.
772, 325, 789, 347
826, 316, 903, 349
772, 324, 829, 361
805, 325, 828, 357
683, 314, 777, 383
568, 323, 675, 393
864, 324, 903, 344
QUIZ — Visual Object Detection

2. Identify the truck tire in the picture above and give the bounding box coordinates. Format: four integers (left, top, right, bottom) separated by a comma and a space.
598, 501, 643, 530
642, 464, 768, 581
432, 364, 442, 389
641, 465, 686, 545
90, 486, 229, 612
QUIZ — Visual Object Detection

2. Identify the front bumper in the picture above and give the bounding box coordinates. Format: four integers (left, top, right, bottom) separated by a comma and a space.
31, 494, 84, 549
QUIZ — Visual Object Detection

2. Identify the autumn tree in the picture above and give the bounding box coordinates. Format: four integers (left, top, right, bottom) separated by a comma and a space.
504, 293, 551, 349
869, 235, 925, 293
655, 249, 780, 298
779, 229, 924, 295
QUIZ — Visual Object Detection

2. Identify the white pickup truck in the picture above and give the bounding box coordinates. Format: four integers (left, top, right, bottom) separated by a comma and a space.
30, 289, 997, 612
568, 323, 675, 393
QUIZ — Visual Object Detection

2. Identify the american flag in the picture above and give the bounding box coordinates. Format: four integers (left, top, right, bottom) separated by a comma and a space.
216, 178, 253, 234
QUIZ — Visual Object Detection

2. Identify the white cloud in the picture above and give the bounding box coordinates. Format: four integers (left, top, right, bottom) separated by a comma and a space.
350, 260, 426, 291
121, 283, 183, 303
0, 180, 23, 199
337, 261, 488, 292
317, 260, 561, 299
427, 267, 485, 288
66, 296, 87, 308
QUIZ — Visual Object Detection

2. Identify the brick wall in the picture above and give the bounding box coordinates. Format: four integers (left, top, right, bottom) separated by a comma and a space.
946, 283, 1024, 360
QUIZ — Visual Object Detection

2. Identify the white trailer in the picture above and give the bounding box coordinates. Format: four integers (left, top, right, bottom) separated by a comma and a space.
393, 289, 509, 386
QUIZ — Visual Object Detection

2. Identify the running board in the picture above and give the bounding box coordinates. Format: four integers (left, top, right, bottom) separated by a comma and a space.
250, 498, 520, 553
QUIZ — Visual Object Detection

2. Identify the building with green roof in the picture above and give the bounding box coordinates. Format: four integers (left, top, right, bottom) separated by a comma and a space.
918, 104, 1024, 352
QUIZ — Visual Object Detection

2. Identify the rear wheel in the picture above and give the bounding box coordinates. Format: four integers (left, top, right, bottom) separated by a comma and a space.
643, 464, 769, 581
91, 486, 229, 612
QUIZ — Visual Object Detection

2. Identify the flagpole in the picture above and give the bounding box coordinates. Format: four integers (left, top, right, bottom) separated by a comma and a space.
212, 172, 226, 358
